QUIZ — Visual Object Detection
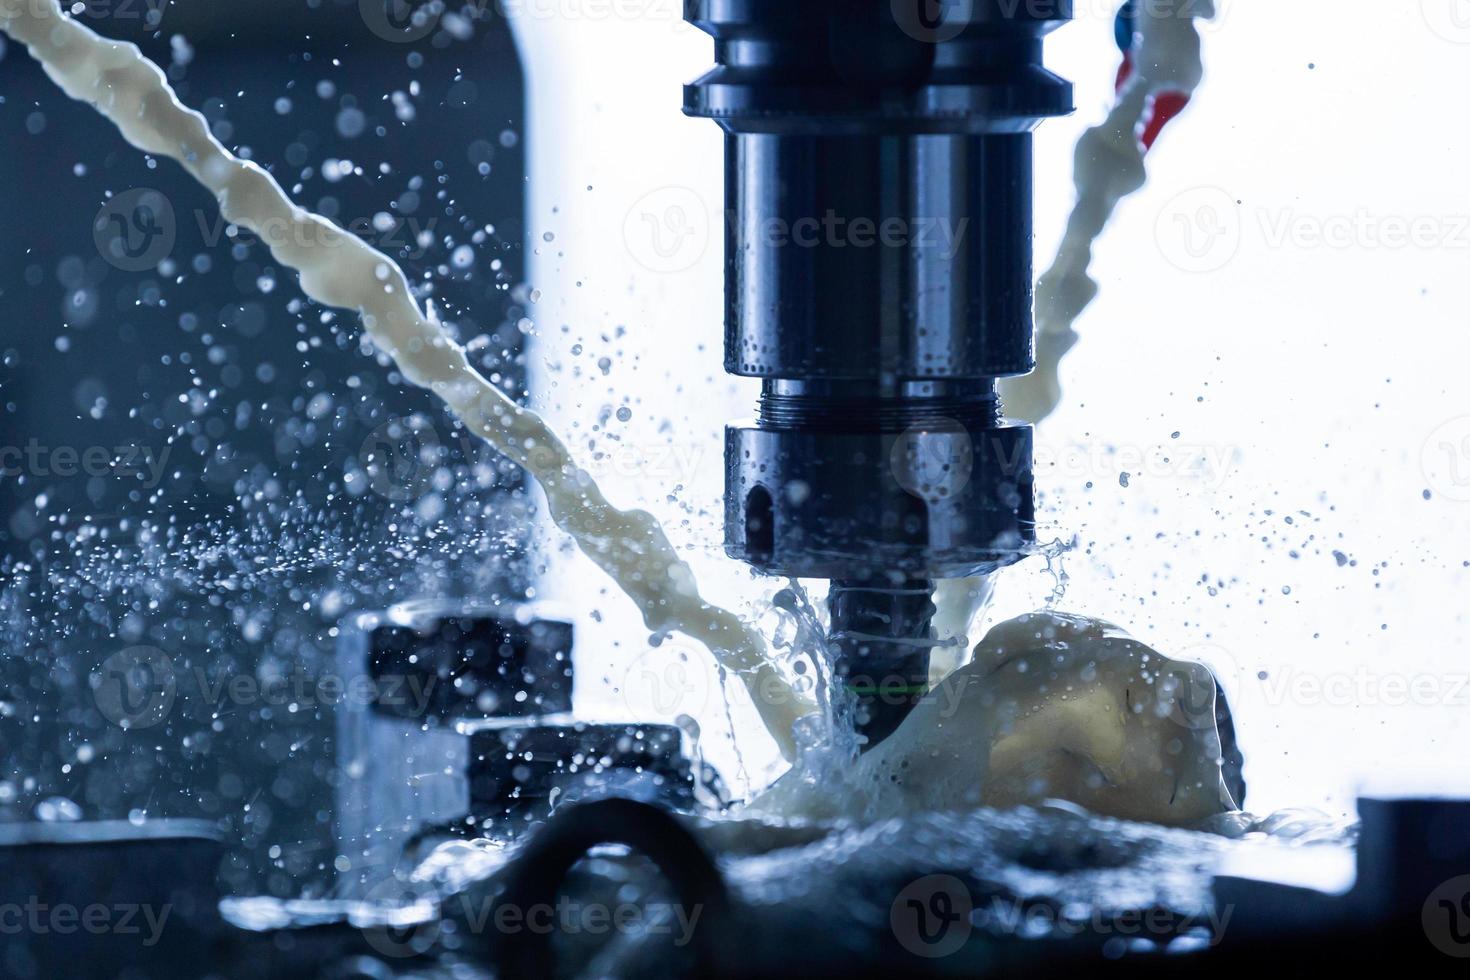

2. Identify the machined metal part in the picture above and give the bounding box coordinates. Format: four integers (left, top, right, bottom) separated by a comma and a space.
467, 721, 725, 836
365, 601, 574, 721
0, 820, 225, 978
333, 602, 575, 891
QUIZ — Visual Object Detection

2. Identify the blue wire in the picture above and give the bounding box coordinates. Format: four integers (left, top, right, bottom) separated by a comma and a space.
1115, 0, 1138, 53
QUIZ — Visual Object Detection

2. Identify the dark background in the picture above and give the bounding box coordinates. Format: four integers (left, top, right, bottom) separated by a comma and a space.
0, 0, 530, 896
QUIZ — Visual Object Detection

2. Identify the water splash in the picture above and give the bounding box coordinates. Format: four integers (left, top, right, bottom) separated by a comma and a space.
0, 0, 812, 758
1029, 536, 1077, 609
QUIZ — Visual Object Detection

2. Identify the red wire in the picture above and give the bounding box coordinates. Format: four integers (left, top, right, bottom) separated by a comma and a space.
1113, 51, 1191, 152
1115, 52, 1134, 91
1140, 90, 1191, 150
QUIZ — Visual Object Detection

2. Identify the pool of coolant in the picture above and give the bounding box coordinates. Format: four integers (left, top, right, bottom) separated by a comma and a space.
215, 799, 1356, 974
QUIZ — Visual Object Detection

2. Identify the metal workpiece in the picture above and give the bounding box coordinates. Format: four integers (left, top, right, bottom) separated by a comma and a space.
364, 602, 575, 721
467, 721, 723, 835
333, 602, 576, 889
